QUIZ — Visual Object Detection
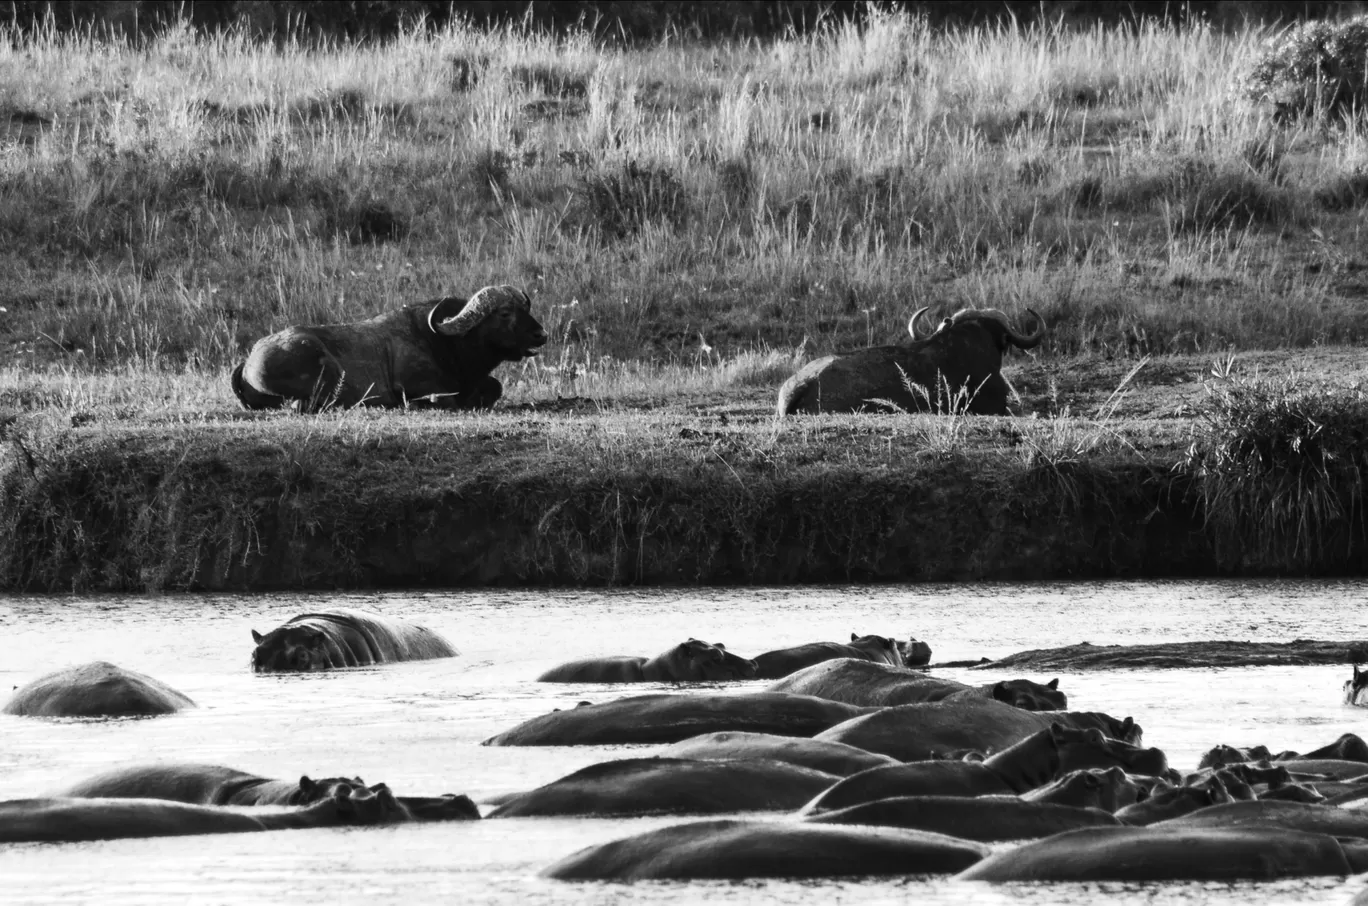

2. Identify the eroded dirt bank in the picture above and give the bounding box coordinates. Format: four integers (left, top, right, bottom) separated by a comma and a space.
2, 351, 1364, 593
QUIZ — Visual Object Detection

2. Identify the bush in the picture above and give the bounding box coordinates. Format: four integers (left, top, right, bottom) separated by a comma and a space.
577, 159, 686, 239
1183, 362, 1368, 571
1244, 16, 1368, 121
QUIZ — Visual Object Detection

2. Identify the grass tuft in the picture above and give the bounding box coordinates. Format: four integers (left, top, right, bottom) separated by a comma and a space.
1183, 358, 1368, 571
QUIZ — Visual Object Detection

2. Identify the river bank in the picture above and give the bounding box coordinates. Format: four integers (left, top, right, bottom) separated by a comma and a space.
3, 349, 1364, 593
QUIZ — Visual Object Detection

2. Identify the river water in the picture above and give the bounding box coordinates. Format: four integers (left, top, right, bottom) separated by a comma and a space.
1, 580, 1367, 905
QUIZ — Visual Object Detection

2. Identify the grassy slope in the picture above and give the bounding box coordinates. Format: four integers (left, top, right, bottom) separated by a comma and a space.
2, 14, 1367, 591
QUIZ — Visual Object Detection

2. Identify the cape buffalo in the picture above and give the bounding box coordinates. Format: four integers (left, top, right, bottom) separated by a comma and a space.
776, 307, 1045, 416
231, 284, 547, 412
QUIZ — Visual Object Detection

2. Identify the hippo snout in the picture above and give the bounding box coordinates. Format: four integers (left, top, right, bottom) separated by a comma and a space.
737, 658, 759, 679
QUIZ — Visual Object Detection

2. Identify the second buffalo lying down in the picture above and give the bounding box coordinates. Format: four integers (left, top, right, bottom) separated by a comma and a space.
231, 284, 547, 412
776, 307, 1045, 416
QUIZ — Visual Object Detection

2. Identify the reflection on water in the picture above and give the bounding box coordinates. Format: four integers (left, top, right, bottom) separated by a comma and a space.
1, 580, 1367, 905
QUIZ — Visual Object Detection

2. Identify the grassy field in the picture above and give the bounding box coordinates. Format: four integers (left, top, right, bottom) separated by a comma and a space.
1, 12, 1366, 590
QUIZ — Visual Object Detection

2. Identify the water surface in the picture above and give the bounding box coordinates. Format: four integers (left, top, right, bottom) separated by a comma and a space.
2, 580, 1367, 905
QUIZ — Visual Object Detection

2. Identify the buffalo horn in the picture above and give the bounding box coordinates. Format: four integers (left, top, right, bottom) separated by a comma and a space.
907, 306, 932, 341
980, 308, 1047, 350
430, 284, 531, 337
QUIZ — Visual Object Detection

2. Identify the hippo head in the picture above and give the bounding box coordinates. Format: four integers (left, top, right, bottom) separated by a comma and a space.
849, 634, 904, 668
429, 285, 547, 362
1054, 724, 1170, 778
671, 639, 758, 681
899, 637, 933, 667
990, 678, 1067, 711
291, 774, 369, 805
1031, 766, 1145, 812
323, 783, 410, 826
251, 625, 333, 673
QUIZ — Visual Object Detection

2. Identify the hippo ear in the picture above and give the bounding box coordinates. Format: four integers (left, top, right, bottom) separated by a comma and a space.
715, 642, 726, 650
990, 682, 1011, 701
1083, 728, 1107, 745
299, 775, 315, 794
1047, 678, 1059, 690
851, 633, 859, 642
252, 629, 264, 644
1121, 716, 1135, 736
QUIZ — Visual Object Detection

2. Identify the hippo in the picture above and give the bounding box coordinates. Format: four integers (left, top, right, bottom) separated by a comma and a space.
768, 658, 1065, 711
807, 794, 1122, 841
1258, 782, 1326, 803
1348, 665, 1368, 706
900, 637, 933, 667
56, 763, 479, 821
657, 731, 899, 777
1199, 733, 1368, 768
250, 608, 457, 672
801, 724, 1166, 813
1116, 778, 1233, 826
543, 819, 989, 881
482, 692, 873, 747
750, 634, 904, 680
487, 757, 841, 818
537, 640, 757, 683
814, 695, 1140, 763
1022, 766, 1147, 812
0, 784, 411, 842
956, 825, 1368, 881
2, 662, 196, 718
1158, 798, 1368, 838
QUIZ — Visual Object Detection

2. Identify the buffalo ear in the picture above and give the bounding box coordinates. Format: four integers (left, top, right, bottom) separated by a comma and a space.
1047, 678, 1059, 690
251, 630, 264, 644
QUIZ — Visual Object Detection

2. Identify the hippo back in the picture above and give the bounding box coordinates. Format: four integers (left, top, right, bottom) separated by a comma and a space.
3, 662, 196, 718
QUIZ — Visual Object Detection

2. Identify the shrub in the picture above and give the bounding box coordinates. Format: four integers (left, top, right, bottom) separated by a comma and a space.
1244, 16, 1368, 121
577, 159, 686, 238
1183, 361, 1368, 571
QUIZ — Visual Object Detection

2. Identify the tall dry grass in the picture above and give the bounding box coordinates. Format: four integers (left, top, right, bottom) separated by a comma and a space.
1, 11, 1366, 396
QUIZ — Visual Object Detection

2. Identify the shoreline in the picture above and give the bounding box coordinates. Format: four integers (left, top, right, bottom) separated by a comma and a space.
2, 397, 1362, 594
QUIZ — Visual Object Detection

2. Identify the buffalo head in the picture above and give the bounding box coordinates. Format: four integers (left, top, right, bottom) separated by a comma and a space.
428, 284, 547, 361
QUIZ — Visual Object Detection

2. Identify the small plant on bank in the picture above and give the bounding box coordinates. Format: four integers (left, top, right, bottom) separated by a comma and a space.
1243, 16, 1368, 122
1182, 358, 1368, 571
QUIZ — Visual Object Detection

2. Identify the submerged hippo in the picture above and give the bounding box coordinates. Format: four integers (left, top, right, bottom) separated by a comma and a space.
815, 695, 1139, 763
658, 731, 899, 777
957, 824, 1368, 881
768, 658, 1066, 711
1158, 798, 1368, 838
56, 763, 479, 821
751, 634, 904, 680
2, 662, 196, 718
1115, 777, 1234, 826
802, 723, 1166, 813
807, 794, 1121, 841
543, 819, 988, 881
482, 692, 872, 747
250, 608, 457, 672
487, 757, 840, 818
1199, 733, 1368, 768
537, 639, 757, 683
0, 785, 411, 842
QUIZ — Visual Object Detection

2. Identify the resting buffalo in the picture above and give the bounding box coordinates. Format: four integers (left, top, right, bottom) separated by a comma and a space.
751, 634, 905, 680
251, 608, 457, 672
537, 639, 757, 683
3, 662, 195, 718
56, 763, 479, 821
231, 284, 547, 412
776, 307, 1045, 416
